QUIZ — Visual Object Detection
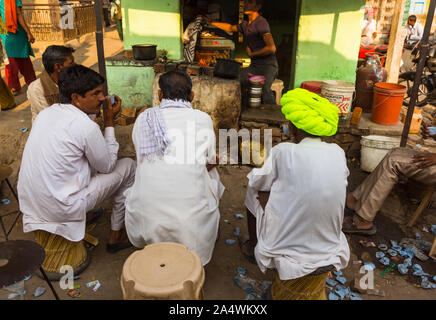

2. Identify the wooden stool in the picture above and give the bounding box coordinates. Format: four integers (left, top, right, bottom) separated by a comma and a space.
121, 242, 205, 300
0, 165, 21, 241
271, 79, 284, 105
407, 186, 434, 227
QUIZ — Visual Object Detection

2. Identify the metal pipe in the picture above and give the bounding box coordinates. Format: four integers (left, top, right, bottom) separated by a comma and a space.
400, 0, 436, 147
93, 0, 108, 96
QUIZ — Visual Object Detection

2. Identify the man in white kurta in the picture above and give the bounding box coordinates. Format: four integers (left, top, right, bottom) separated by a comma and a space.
243, 88, 350, 299
18, 65, 135, 256
125, 71, 224, 266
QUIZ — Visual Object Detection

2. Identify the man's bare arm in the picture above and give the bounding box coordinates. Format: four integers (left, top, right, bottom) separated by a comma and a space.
246, 33, 276, 58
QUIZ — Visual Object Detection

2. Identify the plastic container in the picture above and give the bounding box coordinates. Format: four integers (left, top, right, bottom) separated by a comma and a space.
301, 81, 322, 95
360, 135, 401, 172
371, 83, 407, 125
354, 55, 387, 112
321, 80, 355, 117
351, 107, 363, 125
400, 108, 423, 133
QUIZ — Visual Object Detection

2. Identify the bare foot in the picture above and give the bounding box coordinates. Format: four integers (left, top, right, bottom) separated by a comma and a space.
346, 193, 358, 211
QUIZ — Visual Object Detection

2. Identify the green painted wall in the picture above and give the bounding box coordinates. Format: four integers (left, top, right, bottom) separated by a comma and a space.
122, 0, 183, 60
106, 61, 155, 108
294, 0, 366, 88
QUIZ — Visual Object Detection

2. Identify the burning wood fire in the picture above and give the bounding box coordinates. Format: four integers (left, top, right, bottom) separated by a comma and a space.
198, 58, 210, 67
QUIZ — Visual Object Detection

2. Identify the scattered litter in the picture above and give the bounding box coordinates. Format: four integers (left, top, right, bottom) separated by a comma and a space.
333, 271, 342, 277
223, 219, 229, 224
413, 270, 430, 277
415, 232, 422, 240
420, 279, 436, 289
423, 226, 429, 233
93, 281, 101, 292
336, 276, 347, 285
381, 263, 396, 276
234, 268, 271, 299
244, 293, 257, 300
404, 258, 412, 267
326, 277, 338, 287
349, 292, 363, 300
67, 289, 80, 298
431, 225, 436, 235
33, 286, 46, 297
433, 275, 436, 282
237, 267, 247, 275
413, 264, 422, 272
379, 257, 390, 266
398, 264, 408, 275
359, 240, 376, 248
378, 244, 388, 251
23, 275, 32, 281
376, 252, 385, 259
1, 199, 11, 205
235, 214, 244, 219
8, 291, 25, 299
225, 239, 236, 245
233, 227, 240, 236
416, 144, 422, 149
400, 238, 428, 261
20, 128, 28, 133
334, 285, 350, 300
387, 249, 398, 257
363, 262, 376, 271
328, 292, 339, 300
86, 280, 99, 288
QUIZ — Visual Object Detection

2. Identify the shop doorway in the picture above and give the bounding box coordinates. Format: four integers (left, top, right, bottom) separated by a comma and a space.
181, 0, 301, 91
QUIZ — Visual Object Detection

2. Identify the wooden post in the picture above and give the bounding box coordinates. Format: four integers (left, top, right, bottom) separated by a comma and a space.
401, 0, 436, 147
94, 0, 108, 96
385, 0, 407, 84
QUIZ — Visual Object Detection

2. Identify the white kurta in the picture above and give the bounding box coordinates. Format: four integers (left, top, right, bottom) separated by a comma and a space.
18, 104, 119, 242
245, 138, 350, 280
125, 108, 224, 265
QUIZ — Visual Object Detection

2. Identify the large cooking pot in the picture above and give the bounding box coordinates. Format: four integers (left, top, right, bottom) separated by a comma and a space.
214, 59, 241, 79
132, 44, 157, 60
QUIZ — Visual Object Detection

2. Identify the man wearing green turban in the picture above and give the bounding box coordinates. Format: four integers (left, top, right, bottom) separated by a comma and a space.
240, 88, 350, 300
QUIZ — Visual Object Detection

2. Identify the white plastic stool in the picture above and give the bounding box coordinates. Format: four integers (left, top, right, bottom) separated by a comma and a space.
121, 242, 205, 300
271, 79, 284, 105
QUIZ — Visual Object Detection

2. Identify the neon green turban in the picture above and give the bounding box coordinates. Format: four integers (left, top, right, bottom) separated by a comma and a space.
280, 88, 339, 137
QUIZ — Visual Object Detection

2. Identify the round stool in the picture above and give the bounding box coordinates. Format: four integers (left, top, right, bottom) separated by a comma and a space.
121, 242, 205, 300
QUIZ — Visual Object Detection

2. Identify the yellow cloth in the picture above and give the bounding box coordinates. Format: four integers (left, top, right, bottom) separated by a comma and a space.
0, 77, 14, 110
34, 230, 87, 273
271, 271, 328, 300
281, 88, 339, 137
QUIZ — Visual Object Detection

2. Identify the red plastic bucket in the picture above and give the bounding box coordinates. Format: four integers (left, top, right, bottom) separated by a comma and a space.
371, 83, 407, 125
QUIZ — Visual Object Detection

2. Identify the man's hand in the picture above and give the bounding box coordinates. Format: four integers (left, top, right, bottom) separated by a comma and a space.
206, 155, 220, 172
257, 191, 270, 211
245, 46, 253, 57
423, 123, 436, 141
103, 95, 121, 127
412, 153, 436, 169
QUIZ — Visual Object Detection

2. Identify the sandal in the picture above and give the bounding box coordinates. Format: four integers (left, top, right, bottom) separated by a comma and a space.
238, 234, 256, 264
106, 241, 133, 253
342, 216, 377, 236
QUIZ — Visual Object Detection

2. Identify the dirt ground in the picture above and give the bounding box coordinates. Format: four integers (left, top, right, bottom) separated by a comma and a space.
1, 27, 435, 301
